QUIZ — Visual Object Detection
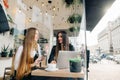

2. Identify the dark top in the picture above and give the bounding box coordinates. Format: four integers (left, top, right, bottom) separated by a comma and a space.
48, 44, 75, 63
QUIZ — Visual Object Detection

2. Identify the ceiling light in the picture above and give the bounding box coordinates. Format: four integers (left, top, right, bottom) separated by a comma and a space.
57, 8, 59, 11
45, 11, 48, 15
52, 15, 54, 18
48, 0, 52, 4
18, 9, 21, 13
52, 6, 55, 11
42, 2, 44, 6
29, 6, 32, 9
40, 11, 42, 15
28, 18, 31, 22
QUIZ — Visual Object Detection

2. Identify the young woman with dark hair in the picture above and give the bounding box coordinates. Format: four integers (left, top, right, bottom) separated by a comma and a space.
48, 31, 75, 63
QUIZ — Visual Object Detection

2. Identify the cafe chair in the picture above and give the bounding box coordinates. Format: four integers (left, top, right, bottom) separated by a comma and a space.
3, 54, 15, 80
3, 67, 12, 80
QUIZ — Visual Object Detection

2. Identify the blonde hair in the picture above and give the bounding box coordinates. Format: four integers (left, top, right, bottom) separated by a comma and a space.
16, 27, 38, 80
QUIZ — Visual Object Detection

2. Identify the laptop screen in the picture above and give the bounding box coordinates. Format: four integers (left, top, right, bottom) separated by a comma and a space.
56, 51, 80, 69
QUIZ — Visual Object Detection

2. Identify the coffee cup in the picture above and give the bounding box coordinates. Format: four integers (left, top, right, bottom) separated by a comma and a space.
47, 64, 56, 70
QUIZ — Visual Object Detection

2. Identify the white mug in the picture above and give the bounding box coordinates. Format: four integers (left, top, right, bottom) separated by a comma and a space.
47, 64, 56, 70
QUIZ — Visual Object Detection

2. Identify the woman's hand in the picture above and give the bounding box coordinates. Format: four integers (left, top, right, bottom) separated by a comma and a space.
34, 57, 41, 66
41, 56, 45, 61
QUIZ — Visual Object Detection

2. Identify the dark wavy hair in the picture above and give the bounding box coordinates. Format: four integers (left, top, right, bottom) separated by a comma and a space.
54, 31, 69, 60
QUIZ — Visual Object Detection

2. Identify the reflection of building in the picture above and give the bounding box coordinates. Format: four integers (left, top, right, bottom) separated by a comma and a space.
98, 28, 109, 53
108, 21, 114, 53
87, 45, 98, 55
96, 47, 102, 55
110, 17, 120, 54
98, 17, 120, 54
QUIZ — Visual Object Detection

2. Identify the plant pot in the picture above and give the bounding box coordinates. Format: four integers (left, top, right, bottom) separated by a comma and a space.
69, 27, 75, 32
69, 61, 81, 72
68, 16, 75, 23
9, 53, 13, 57
1, 52, 8, 57
9, 49, 13, 57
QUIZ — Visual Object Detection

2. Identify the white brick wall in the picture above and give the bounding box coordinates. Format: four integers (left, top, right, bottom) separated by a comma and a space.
0, 31, 14, 52
0, 32, 14, 78
0, 58, 12, 78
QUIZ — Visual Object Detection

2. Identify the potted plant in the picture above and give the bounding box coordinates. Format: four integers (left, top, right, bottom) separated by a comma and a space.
69, 26, 80, 32
67, 14, 82, 24
78, 0, 83, 4
76, 26, 80, 32
75, 14, 81, 23
69, 27, 75, 32
9, 49, 13, 57
69, 57, 81, 72
68, 15, 75, 23
1, 44, 9, 57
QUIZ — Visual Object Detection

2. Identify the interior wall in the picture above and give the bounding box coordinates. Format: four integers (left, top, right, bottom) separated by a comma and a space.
0, 32, 14, 52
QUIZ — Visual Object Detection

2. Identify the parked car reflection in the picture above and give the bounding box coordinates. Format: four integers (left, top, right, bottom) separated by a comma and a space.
114, 55, 120, 64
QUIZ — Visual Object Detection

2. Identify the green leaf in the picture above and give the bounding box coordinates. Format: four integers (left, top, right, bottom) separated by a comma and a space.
67, 14, 81, 24
7, 14, 14, 23
1, 44, 9, 52
69, 57, 81, 62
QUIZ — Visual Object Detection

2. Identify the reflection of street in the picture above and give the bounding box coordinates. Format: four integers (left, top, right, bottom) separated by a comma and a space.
88, 59, 120, 80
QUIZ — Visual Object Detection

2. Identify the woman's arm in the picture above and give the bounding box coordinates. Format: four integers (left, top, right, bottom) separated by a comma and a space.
31, 57, 41, 67
37, 44, 42, 57
14, 46, 23, 70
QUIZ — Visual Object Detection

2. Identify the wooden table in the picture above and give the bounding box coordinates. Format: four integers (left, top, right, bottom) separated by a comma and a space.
32, 67, 84, 78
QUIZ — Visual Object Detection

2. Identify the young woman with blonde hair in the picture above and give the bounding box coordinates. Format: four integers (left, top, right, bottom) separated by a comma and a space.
14, 27, 43, 80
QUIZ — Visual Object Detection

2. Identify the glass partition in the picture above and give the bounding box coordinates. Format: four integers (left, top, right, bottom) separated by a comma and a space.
2, 0, 120, 80
0, 0, 87, 80
51, 0, 87, 80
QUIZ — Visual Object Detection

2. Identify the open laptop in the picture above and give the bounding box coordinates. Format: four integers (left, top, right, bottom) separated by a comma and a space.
56, 51, 80, 69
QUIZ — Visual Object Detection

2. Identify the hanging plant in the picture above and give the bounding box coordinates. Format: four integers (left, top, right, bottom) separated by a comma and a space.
69, 27, 75, 32
78, 0, 83, 4
76, 26, 80, 32
69, 26, 80, 32
67, 14, 81, 24
63, 0, 82, 7
7, 14, 14, 24
68, 15, 75, 23
75, 14, 82, 23
63, 0, 74, 7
